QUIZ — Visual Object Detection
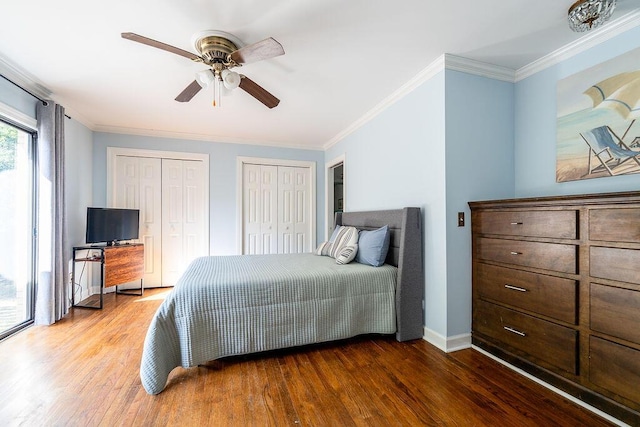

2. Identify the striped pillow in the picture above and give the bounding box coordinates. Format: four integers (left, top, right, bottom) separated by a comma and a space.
336, 244, 358, 265
314, 240, 333, 256
328, 226, 359, 261
314, 225, 343, 256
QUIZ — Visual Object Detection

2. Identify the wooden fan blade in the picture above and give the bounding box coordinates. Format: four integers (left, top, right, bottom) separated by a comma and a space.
230, 38, 284, 65
175, 80, 203, 102
238, 75, 280, 108
121, 32, 202, 61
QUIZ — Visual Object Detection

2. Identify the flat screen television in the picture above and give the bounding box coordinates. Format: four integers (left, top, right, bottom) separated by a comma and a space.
86, 207, 140, 246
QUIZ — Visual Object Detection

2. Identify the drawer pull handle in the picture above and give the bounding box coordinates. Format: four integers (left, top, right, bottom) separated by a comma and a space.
504, 326, 526, 337
505, 284, 527, 292
510, 222, 523, 225
510, 251, 522, 255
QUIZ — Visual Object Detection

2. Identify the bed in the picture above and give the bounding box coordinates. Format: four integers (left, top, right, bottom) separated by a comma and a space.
140, 207, 424, 394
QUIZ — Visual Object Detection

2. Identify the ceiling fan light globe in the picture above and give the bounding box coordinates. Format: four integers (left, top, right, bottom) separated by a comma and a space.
221, 69, 241, 90
195, 69, 215, 88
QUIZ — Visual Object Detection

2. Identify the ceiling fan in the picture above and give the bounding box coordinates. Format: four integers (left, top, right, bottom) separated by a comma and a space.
121, 30, 284, 108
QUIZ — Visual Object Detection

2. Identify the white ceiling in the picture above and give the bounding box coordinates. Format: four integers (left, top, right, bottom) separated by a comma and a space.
1, 0, 639, 150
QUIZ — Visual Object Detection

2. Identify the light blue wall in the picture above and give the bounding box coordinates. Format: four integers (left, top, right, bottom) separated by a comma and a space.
325, 69, 515, 340
0, 78, 37, 119
65, 118, 94, 247
92, 132, 325, 255
515, 25, 640, 196
444, 70, 514, 337
326, 71, 449, 337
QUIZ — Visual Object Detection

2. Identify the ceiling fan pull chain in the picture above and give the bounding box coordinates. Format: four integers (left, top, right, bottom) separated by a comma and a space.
213, 75, 221, 107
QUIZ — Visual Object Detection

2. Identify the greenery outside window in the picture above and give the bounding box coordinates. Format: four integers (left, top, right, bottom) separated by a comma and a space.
0, 118, 36, 340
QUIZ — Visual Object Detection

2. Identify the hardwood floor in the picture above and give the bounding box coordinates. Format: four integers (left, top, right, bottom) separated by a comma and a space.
0, 288, 617, 426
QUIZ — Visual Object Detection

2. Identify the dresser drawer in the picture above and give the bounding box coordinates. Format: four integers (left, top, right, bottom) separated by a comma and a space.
474, 300, 578, 375
590, 208, 640, 243
477, 238, 577, 274
590, 336, 640, 404
590, 246, 640, 285
476, 263, 577, 324
474, 210, 577, 239
591, 283, 640, 345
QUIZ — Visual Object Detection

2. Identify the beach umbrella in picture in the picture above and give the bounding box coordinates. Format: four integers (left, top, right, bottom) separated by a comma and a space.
584, 70, 640, 141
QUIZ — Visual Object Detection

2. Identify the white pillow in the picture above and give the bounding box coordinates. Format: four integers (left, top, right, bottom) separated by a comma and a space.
329, 226, 359, 262
314, 225, 343, 256
336, 244, 358, 265
314, 240, 333, 256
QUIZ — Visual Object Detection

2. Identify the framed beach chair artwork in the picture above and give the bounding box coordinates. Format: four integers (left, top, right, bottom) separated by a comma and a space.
580, 126, 640, 176
556, 46, 640, 182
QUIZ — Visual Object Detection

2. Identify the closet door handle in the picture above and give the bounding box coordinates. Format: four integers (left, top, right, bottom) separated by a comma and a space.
504, 326, 526, 337
510, 251, 522, 255
505, 284, 527, 292
510, 222, 523, 225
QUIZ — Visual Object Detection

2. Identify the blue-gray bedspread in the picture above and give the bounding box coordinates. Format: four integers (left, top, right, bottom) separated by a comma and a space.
140, 253, 397, 394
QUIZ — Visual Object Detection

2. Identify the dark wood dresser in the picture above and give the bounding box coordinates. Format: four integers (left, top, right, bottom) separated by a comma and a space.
469, 191, 640, 425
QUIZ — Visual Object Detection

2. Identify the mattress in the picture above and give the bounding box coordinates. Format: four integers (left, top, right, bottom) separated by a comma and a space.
140, 253, 398, 394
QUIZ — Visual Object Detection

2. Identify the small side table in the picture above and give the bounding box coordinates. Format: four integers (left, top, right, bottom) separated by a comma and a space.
71, 243, 144, 309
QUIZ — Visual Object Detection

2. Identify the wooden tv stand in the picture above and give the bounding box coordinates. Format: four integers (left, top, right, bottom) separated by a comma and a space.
71, 243, 144, 309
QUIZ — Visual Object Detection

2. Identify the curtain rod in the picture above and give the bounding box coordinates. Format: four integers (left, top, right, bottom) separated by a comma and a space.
1, 74, 72, 119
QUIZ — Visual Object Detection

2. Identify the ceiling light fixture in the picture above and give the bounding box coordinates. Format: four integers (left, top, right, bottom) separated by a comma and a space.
194, 67, 241, 107
568, 0, 616, 32
221, 69, 241, 90
193, 50, 242, 107
195, 69, 215, 88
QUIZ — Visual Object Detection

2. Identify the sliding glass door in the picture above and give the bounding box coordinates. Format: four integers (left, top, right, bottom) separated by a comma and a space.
0, 119, 35, 340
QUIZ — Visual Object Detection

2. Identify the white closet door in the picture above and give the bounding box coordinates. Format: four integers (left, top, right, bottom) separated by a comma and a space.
241, 162, 312, 255
260, 165, 278, 254
161, 159, 207, 286
161, 159, 184, 286
114, 156, 162, 286
138, 158, 163, 286
243, 164, 277, 254
114, 156, 139, 208
278, 166, 311, 253
182, 160, 206, 265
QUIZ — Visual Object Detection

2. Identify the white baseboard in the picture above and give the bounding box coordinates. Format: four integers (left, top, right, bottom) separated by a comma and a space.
423, 327, 472, 353
472, 345, 629, 427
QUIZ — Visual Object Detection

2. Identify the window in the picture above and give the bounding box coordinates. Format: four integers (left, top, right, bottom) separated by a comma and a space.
0, 118, 36, 340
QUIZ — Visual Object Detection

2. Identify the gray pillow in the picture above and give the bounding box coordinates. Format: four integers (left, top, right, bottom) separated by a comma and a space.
356, 225, 390, 267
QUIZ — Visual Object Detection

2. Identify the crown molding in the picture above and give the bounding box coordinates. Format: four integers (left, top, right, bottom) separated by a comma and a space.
444, 54, 516, 82
323, 55, 447, 150
0, 54, 97, 130
516, 9, 640, 81
0, 54, 51, 101
323, 53, 517, 150
93, 124, 323, 151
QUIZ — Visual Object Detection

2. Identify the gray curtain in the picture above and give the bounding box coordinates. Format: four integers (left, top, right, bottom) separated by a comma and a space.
35, 101, 68, 325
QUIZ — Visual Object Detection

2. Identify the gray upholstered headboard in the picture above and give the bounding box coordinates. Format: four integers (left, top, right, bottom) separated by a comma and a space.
335, 207, 424, 342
